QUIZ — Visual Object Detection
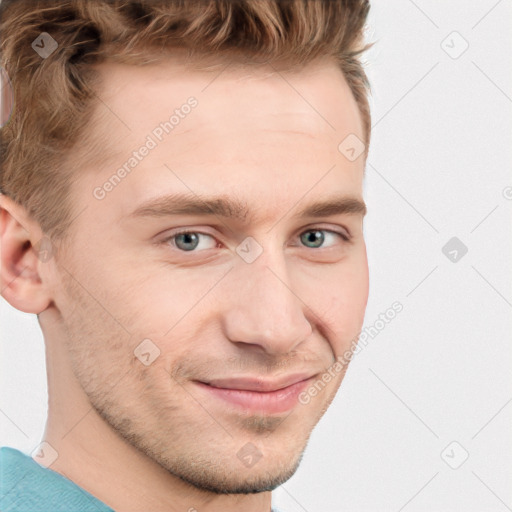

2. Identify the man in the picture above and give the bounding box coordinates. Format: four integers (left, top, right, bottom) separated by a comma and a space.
0, 0, 372, 510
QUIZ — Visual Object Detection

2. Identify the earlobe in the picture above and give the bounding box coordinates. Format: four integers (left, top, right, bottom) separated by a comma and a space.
0, 194, 53, 314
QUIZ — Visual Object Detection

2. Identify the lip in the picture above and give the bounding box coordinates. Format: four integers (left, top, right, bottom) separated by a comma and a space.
195, 374, 316, 414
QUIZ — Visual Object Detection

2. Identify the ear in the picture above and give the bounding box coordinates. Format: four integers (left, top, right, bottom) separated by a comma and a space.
0, 193, 53, 314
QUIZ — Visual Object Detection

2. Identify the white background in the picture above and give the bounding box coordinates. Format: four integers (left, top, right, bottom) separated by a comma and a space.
1, 1, 511, 511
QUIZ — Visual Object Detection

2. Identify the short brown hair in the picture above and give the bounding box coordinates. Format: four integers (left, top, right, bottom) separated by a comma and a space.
0, 0, 372, 243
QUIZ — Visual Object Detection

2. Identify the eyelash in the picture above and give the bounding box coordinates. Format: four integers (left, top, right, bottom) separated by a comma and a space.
160, 227, 351, 252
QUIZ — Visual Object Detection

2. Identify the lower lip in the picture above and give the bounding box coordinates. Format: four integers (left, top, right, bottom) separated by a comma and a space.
195, 379, 312, 414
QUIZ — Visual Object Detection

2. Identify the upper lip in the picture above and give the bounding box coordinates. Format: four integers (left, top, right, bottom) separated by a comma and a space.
200, 373, 317, 392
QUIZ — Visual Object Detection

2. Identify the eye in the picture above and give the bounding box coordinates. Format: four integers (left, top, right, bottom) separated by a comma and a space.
167, 230, 218, 252
161, 227, 350, 253
299, 229, 349, 249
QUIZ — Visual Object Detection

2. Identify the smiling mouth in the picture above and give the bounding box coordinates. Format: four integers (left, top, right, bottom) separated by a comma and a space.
194, 374, 316, 414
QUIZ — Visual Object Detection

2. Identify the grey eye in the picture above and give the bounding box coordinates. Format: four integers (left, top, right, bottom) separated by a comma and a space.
175, 233, 200, 251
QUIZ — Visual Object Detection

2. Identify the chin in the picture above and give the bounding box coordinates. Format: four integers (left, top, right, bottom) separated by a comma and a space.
169, 451, 304, 495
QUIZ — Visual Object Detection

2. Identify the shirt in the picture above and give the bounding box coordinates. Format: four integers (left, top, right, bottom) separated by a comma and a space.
0, 446, 114, 511
1, 446, 286, 512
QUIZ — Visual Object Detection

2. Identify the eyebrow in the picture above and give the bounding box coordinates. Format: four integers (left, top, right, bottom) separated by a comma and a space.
129, 192, 367, 222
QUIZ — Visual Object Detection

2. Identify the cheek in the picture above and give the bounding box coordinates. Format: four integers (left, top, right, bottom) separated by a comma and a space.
56, 268, 140, 378
113, 264, 230, 336
318, 252, 369, 350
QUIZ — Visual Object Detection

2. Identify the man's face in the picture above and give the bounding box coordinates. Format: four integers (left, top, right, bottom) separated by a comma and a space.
48, 57, 369, 493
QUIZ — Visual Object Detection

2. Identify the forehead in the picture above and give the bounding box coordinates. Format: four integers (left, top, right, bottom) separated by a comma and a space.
72, 56, 366, 225
89, 54, 364, 150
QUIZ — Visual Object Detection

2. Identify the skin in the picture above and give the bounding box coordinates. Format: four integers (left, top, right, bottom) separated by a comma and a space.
0, 55, 369, 512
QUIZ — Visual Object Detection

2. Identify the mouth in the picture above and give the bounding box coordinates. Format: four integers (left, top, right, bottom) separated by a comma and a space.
194, 373, 317, 414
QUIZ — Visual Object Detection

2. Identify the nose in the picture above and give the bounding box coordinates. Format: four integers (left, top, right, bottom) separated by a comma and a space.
221, 253, 314, 356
